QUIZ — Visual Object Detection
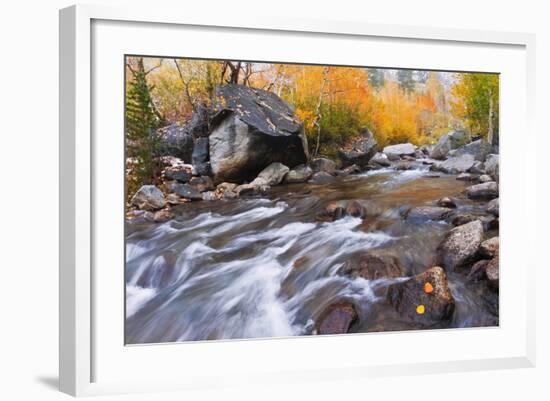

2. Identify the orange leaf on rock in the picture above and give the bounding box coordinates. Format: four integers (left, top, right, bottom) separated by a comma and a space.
424, 282, 434, 294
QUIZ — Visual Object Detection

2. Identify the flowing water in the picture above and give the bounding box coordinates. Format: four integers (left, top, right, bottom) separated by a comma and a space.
125, 166, 498, 344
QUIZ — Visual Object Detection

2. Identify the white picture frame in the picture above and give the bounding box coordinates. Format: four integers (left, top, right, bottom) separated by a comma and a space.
59, 4, 536, 397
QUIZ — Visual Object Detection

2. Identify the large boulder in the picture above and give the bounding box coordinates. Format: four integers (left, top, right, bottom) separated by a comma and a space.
466, 182, 498, 200
131, 185, 166, 211
370, 152, 391, 167
310, 158, 336, 174
436, 153, 476, 174
387, 266, 455, 325
485, 154, 499, 181
284, 164, 313, 184
453, 139, 493, 162
430, 130, 467, 160
338, 128, 378, 167
437, 220, 484, 269
209, 85, 308, 182
315, 302, 358, 335
250, 162, 289, 186
154, 124, 194, 162
383, 143, 416, 157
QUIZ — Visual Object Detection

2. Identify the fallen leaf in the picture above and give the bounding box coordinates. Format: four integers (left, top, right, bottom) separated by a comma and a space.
416, 304, 425, 315
424, 282, 434, 294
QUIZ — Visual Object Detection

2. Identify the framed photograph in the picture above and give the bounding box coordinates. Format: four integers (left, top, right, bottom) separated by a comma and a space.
59, 4, 536, 396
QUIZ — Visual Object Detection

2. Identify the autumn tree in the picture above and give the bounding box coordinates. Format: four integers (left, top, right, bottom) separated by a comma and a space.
368, 68, 385, 89
451, 73, 499, 144
397, 69, 415, 93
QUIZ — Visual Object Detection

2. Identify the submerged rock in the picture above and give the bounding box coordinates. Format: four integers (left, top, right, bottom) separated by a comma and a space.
315, 302, 358, 335
340, 252, 403, 280
406, 206, 453, 221
437, 220, 484, 269
387, 266, 455, 325
208, 84, 308, 182
131, 185, 167, 211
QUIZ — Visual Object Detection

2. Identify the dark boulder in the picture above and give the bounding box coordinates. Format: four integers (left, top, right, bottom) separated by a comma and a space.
166, 182, 203, 200
154, 124, 194, 162
468, 259, 490, 282
387, 266, 455, 325
164, 164, 194, 183
192, 137, 210, 175
338, 128, 378, 168
315, 302, 358, 335
209, 85, 308, 182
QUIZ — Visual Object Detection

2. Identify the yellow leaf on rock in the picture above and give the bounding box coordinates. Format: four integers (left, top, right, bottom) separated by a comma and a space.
416, 305, 425, 315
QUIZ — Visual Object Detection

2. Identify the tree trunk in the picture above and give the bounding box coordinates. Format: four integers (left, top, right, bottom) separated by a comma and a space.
487, 89, 495, 145
312, 67, 330, 159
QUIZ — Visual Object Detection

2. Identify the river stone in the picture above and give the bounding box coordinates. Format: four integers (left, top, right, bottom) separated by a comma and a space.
437, 197, 456, 208
167, 182, 203, 200
407, 206, 453, 221
131, 185, 167, 211
486, 257, 499, 289
437, 153, 476, 174
437, 220, 484, 269
209, 84, 308, 182
469, 160, 486, 174
315, 302, 358, 335
310, 158, 336, 174
479, 237, 499, 258
336, 164, 361, 176
486, 198, 499, 216
485, 154, 499, 181
153, 209, 173, 223
370, 152, 391, 166
284, 164, 313, 183
154, 124, 194, 162
308, 171, 335, 184
387, 266, 455, 325
466, 182, 498, 200
188, 176, 214, 192
478, 174, 493, 183
316, 200, 347, 222
234, 183, 269, 196
202, 191, 220, 201
340, 252, 403, 280
430, 130, 467, 160
251, 162, 289, 186
395, 161, 413, 170
164, 164, 194, 183
456, 172, 477, 181
383, 143, 416, 157
467, 259, 490, 282
338, 128, 378, 167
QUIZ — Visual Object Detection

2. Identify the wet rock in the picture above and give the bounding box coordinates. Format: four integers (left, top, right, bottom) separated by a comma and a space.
153, 209, 173, 223
188, 176, 215, 192
310, 158, 336, 174
345, 200, 368, 218
209, 84, 308, 182
370, 152, 391, 167
131, 185, 167, 211
466, 182, 498, 200
315, 302, 358, 335
251, 162, 289, 186
486, 257, 499, 289
166, 182, 203, 200
202, 191, 221, 201
336, 164, 361, 176
338, 128, 378, 167
468, 259, 490, 282
456, 172, 477, 181
340, 252, 403, 280
164, 164, 194, 183
486, 198, 499, 217
234, 183, 269, 196
284, 164, 313, 183
383, 143, 416, 157
316, 200, 347, 222
479, 237, 499, 259
430, 130, 467, 160
308, 171, 335, 185
395, 161, 413, 170
437, 153, 476, 174
154, 124, 194, 162
407, 206, 453, 221
215, 182, 238, 200
478, 174, 493, 183
387, 266, 455, 325
437, 197, 456, 208
437, 220, 484, 269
